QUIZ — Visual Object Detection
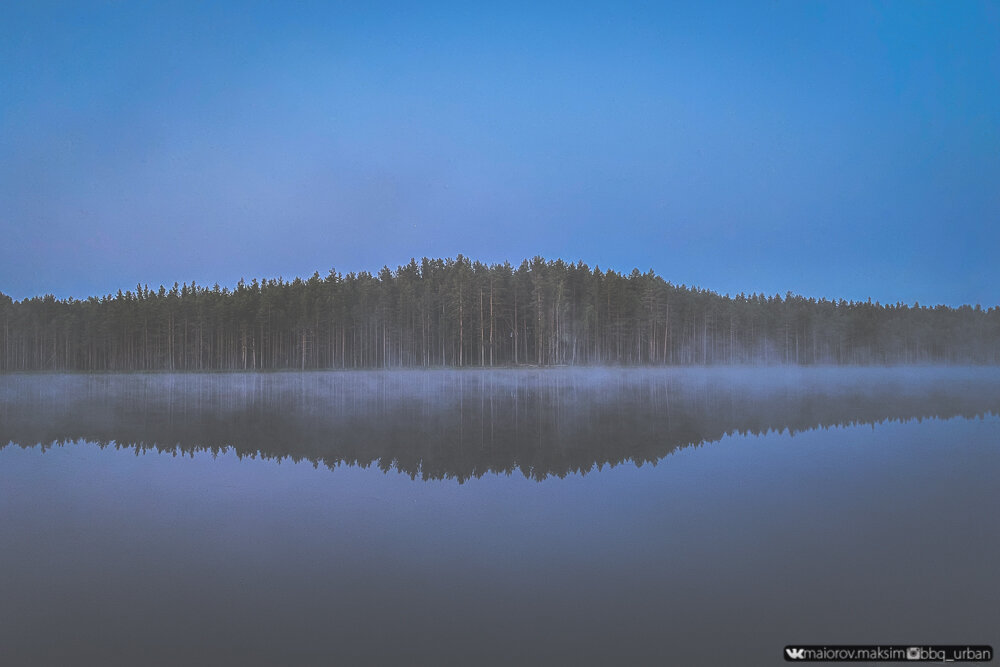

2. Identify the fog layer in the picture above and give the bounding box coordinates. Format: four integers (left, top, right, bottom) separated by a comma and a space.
2, 367, 997, 481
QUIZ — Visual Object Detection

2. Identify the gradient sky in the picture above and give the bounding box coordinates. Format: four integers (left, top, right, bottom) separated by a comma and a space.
2, 1, 998, 306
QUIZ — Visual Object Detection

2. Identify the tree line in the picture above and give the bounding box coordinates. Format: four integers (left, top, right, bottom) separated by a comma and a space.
2, 255, 998, 371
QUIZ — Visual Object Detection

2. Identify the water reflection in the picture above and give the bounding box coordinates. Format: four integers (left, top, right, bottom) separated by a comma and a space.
2, 368, 998, 481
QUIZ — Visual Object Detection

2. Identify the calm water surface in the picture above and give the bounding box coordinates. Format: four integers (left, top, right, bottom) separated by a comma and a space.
1, 368, 998, 665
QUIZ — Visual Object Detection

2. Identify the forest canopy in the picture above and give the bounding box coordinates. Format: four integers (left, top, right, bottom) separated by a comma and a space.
2, 256, 998, 371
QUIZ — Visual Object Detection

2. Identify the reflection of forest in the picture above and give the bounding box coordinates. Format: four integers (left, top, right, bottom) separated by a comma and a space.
2, 370, 998, 482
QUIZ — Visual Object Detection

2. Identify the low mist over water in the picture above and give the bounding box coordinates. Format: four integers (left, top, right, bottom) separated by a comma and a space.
3, 367, 999, 480
1, 367, 998, 664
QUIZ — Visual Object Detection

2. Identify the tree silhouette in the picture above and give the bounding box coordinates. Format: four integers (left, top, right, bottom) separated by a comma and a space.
1, 257, 997, 371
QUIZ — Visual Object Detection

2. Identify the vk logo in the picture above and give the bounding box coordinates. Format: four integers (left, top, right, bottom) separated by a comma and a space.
786, 648, 806, 660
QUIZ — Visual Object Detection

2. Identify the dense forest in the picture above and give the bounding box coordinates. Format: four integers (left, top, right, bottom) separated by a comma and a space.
2, 256, 998, 371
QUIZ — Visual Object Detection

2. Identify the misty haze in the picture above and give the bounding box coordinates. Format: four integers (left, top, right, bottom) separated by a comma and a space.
1, 367, 997, 664
4, 1, 999, 664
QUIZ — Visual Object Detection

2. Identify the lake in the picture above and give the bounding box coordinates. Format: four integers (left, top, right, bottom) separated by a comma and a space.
1, 367, 997, 665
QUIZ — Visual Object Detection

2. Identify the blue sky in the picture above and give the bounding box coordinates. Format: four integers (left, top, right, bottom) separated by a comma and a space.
1, 1, 997, 306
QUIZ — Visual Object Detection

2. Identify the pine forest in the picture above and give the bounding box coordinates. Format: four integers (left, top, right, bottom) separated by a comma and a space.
2, 256, 998, 372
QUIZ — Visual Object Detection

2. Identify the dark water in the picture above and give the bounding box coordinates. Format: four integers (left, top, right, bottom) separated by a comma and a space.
1, 368, 997, 665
